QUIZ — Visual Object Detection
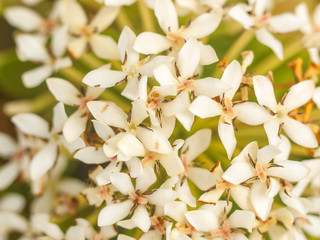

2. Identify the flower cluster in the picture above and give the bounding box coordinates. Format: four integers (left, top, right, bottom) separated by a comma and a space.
1, 0, 320, 239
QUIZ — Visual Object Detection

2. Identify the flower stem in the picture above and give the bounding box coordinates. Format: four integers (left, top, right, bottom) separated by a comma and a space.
138, 0, 156, 32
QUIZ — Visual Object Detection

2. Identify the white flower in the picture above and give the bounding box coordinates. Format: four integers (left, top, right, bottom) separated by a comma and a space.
229, 0, 302, 59
15, 33, 71, 88
60, 1, 120, 59
253, 75, 318, 148
190, 60, 271, 158
134, 0, 220, 65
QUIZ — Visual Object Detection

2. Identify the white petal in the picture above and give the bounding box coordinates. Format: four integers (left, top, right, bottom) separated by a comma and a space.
90, 6, 119, 32
155, 0, 178, 33
264, 118, 281, 146
165, 201, 187, 224
118, 26, 139, 68
230, 185, 253, 211
96, 161, 122, 185
188, 167, 217, 190
220, 60, 243, 99
0, 133, 17, 158
134, 32, 172, 54
218, 117, 237, 159
283, 117, 318, 148
118, 234, 136, 240
98, 200, 134, 226
92, 120, 115, 141
102, 0, 136, 6
279, 191, 306, 215
233, 102, 271, 125
274, 135, 291, 162
46, 78, 82, 106
121, 76, 140, 100
138, 55, 174, 77
189, 96, 222, 118
4, 6, 42, 31
162, 90, 189, 116
53, 102, 68, 133
136, 167, 157, 192
67, 37, 86, 59
153, 64, 178, 86
147, 189, 178, 206
16, 34, 49, 62
53, 57, 72, 70
255, 28, 283, 60
63, 109, 88, 143
253, 75, 277, 112
223, 162, 255, 185
0, 193, 25, 212
283, 80, 315, 112
117, 133, 146, 158
198, 42, 219, 65
66, 226, 85, 240
185, 210, 219, 232
181, 128, 211, 163
83, 68, 127, 88
30, 142, 58, 180
0, 212, 28, 232
22, 65, 52, 88
176, 180, 196, 207
31, 214, 64, 239
177, 38, 200, 80
267, 160, 309, 182
160, 152, 185, 177
136, 127, 172, 154
268, 13, 302, 33
51, 26, 68, 58
251, 181, 273, 221
195, 77, 231, 98
231, 141, 258, 164
199, 188, 225, 205
229, 5, 254, 29
183, 13, 221, 39
87, 101, 127, 129
110, 172, 134, 195
303, 215, 320, 237
60, 136, 86, 154
176, 110, 194, 131
131, 205, 151, 232
11, 113, 50, 138
313, 87, 320, 109
74, 147, 108, 164
0, 162, 19, 190
126, 157, 143, 178
60, 0, 87, 29
140, 230, 162, 240
131, 99, 148, 124
257, 145, 281, 165
90, 34, 119, 60
229, 210, 255, 232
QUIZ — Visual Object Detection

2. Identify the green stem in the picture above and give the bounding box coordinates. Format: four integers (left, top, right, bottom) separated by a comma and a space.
116, 8, 135, 31
59, 67, 84, 87
254, 39, 303, 75
224, 29, 255, 62
138, 0, 156, 32
80, 52, 106, 70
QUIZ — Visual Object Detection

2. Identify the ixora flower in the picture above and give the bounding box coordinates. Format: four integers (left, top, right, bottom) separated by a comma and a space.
189, 60, 271, 158
15, 32, 71, 88
184, 201, 255, 240
134, 0, 220, 64
175, 0, 226, 15
222, 141, 310, 221
295, 3, 320, 64
60, 0, 119, 60
229, 0, 302, 59
253, 75, 318, 147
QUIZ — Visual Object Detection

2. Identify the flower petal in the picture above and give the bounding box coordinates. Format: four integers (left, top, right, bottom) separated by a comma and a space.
255, 28, 283, 60
47, 78, 82, 106
90, 34, 119, 60
177, 38, 200, 80
267, 160, 309, 182
136, 127, 172, 154
126, 157, 143, 178
110, 172, 134, 195
22, 65, 52, 88
96, 161, 122, 186
229, 5, 254, 29
253, 75, 277, 112
117, 133, 146, 158
98, 200, 134, 226
257, 145, 281, 165
131, 205, 151, 232
92, 120, 115, 141
136, 167, 157, 192
74, 147, 108, 164
189, 96, 222, 119
185, 210, 219, 232
0, 212, 28, 232
153, 64, 178, 86
134, 32, 172, 54
220, 60, 242, 100
251, 181, 274, 221
147, 189, 178, 206
11, 113, 50, 138
87, 101, 127, 129
65, 226, 85, 240
118, 26, 139, 67
63, 109, 89, 143
233, 102, 271, 125
164, 201, 187, 224
229, 210, 255, 232
283, 116, 318, 148
0, 162, 19, 190
182, 13, 221, 39
67, 37, 86, 59
218, 117, 237, 159
30, 142, 58, 180
283, 80, 315, 112
195, 77, 231, 98
90, 6, 119, 32
268, 13, 302, 34
83, 68, 127, 88
223, 162, 255, 185
155, 0, 178, 33
188, 167, 217, 191
0, 133, 17, 158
